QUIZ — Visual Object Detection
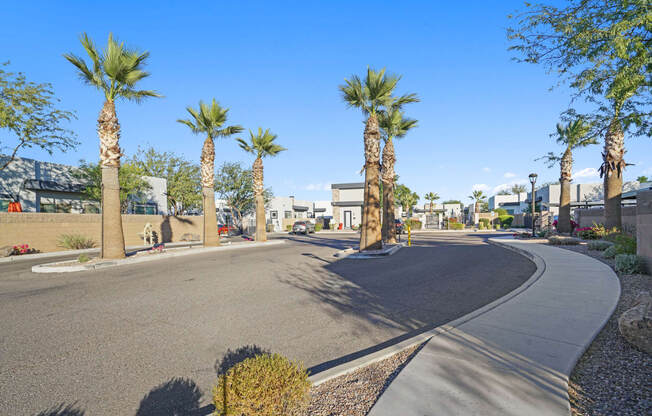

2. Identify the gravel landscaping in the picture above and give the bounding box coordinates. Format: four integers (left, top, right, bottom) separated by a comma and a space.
304, 343, 423, 416
557, 243, 651, 416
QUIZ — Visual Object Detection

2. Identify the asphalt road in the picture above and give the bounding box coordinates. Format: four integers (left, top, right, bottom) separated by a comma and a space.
0, 232, 535, 415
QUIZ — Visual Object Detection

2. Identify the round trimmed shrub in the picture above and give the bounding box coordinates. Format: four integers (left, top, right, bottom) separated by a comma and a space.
314, 223, 323, 232
213, 353, 311, 416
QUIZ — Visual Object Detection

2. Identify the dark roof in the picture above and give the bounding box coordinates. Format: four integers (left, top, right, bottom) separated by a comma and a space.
314, 207, 326, 212
331, 182, 364, 190
293, 205, 309, 211
499, 202, 521, 206
23, 179, 85, 193
332, 201, 364, 207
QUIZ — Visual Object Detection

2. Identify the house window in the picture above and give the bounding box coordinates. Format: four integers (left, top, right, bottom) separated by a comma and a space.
284, 211, 292, 219
0, 199, 10, 212
307, 212, 314, 218
134, 204, 157, 215
39, 197, 72, 213
83, 202, 100, 214
270, 211, 278, 219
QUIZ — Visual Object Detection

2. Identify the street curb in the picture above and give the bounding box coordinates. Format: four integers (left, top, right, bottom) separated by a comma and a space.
309, 237, 546, 385
333, 242, 406, 259
31, 240, 285, 273
0, 241, 203, 264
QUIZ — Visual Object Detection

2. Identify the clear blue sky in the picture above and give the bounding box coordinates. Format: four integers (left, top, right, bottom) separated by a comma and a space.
2, 0, 650, 204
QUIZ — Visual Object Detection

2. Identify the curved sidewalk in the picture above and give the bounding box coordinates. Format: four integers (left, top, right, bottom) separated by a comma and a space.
370, 237, 621, 416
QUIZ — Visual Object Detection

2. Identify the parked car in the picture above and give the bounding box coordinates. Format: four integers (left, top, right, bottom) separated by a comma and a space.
395, 219, 404, 234
218, 224, 238, 236
292, 221, 315, 234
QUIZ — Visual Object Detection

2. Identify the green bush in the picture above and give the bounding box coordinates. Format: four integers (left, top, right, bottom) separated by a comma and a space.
588, 240, 614, 251
604, 233, 636, 253
213, 353, 311, 416
57, 234, 96, 250
451, 222, 464, 230
406, 219, 422, 230
78, 253, 90, 263
548, 236, 580, 245
614, 254, 643, 274
576, 228, 599, 239
498, 215, 514, 228
286, 225, 292, 232
494, 224, 500, 230
603, 244, 627, 259
314, 223, 323, 232
479, 218, 490, 227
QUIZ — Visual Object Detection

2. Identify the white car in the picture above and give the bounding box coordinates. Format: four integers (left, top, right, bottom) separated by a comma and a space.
292, 221, 315, 234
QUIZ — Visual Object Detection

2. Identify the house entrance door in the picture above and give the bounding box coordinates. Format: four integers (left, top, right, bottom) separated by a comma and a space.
344, 210, 352, 228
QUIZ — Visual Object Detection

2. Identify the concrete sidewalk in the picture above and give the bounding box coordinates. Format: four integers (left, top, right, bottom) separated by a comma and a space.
370, 237, 620, 416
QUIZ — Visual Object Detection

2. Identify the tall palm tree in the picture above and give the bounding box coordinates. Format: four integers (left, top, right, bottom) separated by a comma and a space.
178, 100, 243, 247
65, 33, 160, 259
600, 97, 629, 229
424, 192, 440, 214
468, 190, 486, 217
340, 68, 417, 251
379, 102, 418, 243
236, 128, 285, 242
540, 119, 594, 233
511, 184, 526, 205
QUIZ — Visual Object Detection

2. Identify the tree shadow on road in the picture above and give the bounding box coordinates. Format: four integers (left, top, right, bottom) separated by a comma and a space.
214, 344, 270, 376
33, 403, 85, 416
136, 377, 211, 416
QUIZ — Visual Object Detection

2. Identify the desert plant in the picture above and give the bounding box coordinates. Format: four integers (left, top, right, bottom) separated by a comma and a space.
604, 233, 636, 253
406, 219, 422, 230
575, 227, 598, 240
588, 240, 614, 251
451, 222, 464, 230
603, 244, 628, 259
286, 225, 292, 232
315, 223, 323, 232
78, 253, 90, 263
213, 353, 311, 416
548, 236, 580, 245
57, 234, 96, 250
614, 254, 644, 274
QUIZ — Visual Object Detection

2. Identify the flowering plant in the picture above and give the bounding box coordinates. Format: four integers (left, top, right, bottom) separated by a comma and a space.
11, 244, 39, 255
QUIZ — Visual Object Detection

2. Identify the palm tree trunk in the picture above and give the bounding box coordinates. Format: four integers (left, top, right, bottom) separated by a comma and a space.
361, 114, 382, 251
602, 119, 625, 229
381, 138, 396, 244
201, 136, 219, 247
253, 157, 266, 242
98, 100, 125, 259
558, 148, 572, 234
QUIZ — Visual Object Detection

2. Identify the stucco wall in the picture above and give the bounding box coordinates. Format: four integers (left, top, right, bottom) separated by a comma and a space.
0, 213, 202, 252
637, 190, 652, 273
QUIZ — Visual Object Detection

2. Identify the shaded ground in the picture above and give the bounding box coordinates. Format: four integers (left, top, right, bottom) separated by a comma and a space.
0, 232, 534, 415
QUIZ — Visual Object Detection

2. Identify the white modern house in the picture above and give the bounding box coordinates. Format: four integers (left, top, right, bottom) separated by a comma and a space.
0, 155, 168, 214
413, 202, 463, 228
488, 192, 528, 214
331, 182, 364, 229
525, 182, 604, 217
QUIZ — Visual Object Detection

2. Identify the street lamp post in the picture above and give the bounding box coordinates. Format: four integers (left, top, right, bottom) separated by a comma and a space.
529, 173, 538, 237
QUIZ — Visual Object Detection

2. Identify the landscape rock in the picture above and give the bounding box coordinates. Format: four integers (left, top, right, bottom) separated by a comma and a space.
618, 291, 652, 354
0, 245, 14, 258
180, 233, 200, 242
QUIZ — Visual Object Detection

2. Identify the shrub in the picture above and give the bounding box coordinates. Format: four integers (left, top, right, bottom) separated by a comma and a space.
548, 236, 580, 245
498, 215, 514, 228
314, 223, 323, 232
614, 254, 644, 274
286, 225, 292, 232
603, 244, 627, 259
604, 233, 636, 253
78, 253, 90, 263
10, 244, 39, 255
479, 218, 490, 227
451, 222, 464, 230
213, 353, 311, 416
57, 234, 96, 250
406, 219, 422, 230
494, 208, 508, 216
494, 224, 500, 230
575, 227, 598, 240
587, 240, 614, 251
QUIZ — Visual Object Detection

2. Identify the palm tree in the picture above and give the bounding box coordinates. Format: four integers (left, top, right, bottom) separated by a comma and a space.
65, 33, 160, 259
424, 192, 440, 214
511, 184, 526, 205
379, 101, 418, 243
396, 186, 419, 218
178, 100, 243, 247
468, 190, 486, 219
637, 176, 649, 183
600, 98, 629, 229
236, 128, 285, 242
540, 119, 594, 233
340, 68, 417, 251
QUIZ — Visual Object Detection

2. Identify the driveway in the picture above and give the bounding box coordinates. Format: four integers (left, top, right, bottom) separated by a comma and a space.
0, 233, 535, 415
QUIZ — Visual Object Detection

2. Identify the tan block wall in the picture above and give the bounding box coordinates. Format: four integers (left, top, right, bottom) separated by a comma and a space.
0, 213, 202, 252
637, 190, 652, 273
575, 206, 637, 230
